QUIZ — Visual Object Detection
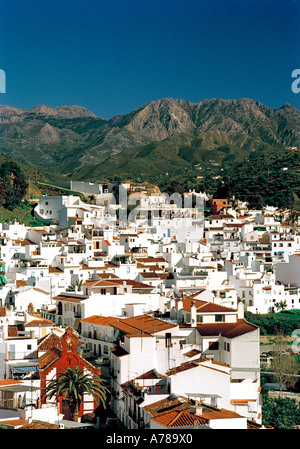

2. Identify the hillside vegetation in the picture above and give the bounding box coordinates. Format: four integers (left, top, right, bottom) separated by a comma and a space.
0, 97, 299, 212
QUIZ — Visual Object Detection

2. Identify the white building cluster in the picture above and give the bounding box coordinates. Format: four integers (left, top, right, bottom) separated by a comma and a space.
0, 182, 299, 429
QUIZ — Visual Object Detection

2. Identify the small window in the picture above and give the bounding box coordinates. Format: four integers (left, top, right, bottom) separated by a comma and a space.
165, 333, 172, 348
208, 341, 219, 350
215, 314, 225, 322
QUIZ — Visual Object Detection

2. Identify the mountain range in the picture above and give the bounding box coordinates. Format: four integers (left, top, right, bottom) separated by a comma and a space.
0, 98, 299, 181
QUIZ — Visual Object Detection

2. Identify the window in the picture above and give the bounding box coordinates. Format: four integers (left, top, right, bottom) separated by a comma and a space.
165, 333, 172, 348
103, 345, 108, 354
208, 341, 219, 350
215, 314, 225, 322
27, 344, 32, 350
101, 289, 106, 295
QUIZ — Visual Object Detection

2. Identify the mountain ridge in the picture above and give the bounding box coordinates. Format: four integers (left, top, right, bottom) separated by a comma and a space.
0, 97, 299, 180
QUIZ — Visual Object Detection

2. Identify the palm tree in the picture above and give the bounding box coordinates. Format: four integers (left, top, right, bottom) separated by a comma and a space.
66, 279, 83, 292
45, 366, 109, 421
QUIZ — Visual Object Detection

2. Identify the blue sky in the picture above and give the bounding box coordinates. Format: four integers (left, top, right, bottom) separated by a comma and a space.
0, 0, 299, 119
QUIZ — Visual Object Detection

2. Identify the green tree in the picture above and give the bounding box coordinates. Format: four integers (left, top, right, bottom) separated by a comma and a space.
269, 332, 300, 396
262, 396, 300, 429
0, 161, 28, 210
66, 279, 83, 292
46, 366, 109, 422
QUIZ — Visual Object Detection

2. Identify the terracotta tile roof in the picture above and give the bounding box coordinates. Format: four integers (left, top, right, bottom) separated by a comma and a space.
181, 297, 236, 313
80, 315, 121, 326
144, 396, 189, 417
166, 358, 230, 377
230, 399, 256, 404
196, 319, 258, 338
16, 280, 27, 288
166, 360, 201, 376
121, 369, 167, 391
136, 369, 167, 380
139, 272, 160, 279
0, 307, 6, 317
52, 294, 88, 303
0, 418, 28, 428
38, 332, 62, 351
110, 314, 176, 337
199, 405, 244, 420
151, 410, 208, 428
83, 279, 120, 287
135, 257, 166, 263
98, 273, 119, 279
7, 325, 18, 337
49, 267, 63, 273
12, 238, 36, 246
81, 264, 109, 270
25, 318, 54, 327
0, 379, 23, 387
84, 278, 153, 290
39, 347, 61, 370
117, 279, 153, 289
183, 349, 202, 357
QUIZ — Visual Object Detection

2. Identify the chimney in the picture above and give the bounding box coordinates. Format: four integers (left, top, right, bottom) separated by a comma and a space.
177, 298, 183, 310
238, 301, 244, 319
190, 403, 203, 415
170, 298, 176, 309
191, 301, 197, 327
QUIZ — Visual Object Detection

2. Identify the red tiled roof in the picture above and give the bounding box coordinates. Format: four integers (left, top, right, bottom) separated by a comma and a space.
38, 332, 62, 351
143, 397, 189, 417
166, 360, 201, 376
196, 319, 258, 338
25, 318, 54, 327
199, 406, 244, 420
0, 379, 23, 387
110, 314, 176, 337
16, 280, 27, 288
49, 267, 63, 273
0, 418, 28, 428
139, 272, 160, 279
151, 410, 208, 428
183, 349, 202, 357
8, 326, 18, 337
52, 294, 88, 303
181, 298, 236, 313
39, 347, 61, 371
98, 273, 119, 279
80, 315, 121, 326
